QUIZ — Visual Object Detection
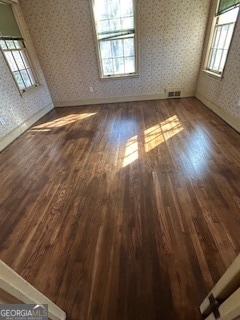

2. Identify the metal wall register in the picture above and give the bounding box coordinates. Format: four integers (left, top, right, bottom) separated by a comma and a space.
0, 304, 48, 320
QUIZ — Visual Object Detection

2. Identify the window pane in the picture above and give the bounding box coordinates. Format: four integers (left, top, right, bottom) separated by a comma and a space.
120, 0, 133, 17
219, 50, 228, 71
213, 49, 222, 70
20, 69, 32, 87
218, 25, 228, 48
109, 18, 121, 32
6, 40, 15, 49
14, 40, 24, 49
98, 20, 110, 34
108, 0, 120, 19
27, 68, 36, 85
123, 38, 134, 56
95, 1, 109, 20
225, 24, 234, 48
111, 40, 123, 57
4, 52, 18, 71
209, 48, 217, 69
125, 56, 135, 73
12, 51, 25, 70
100, 41, 112, 58
13, 71, 25, 90
213, 27, 221, 48
113, 58, 124, 74
0, 40, 7, 49
102, 58, 114, 75
20, 50, 30, 68
121, 17, 134, 29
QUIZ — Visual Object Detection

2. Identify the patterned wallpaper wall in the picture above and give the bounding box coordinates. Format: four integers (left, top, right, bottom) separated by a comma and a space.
196, 0, 240, 120
0, 4, 53, 139
19, 0, 211, 105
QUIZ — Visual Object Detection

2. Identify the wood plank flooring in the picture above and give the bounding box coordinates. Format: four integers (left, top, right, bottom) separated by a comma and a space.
0, 97, 240, 320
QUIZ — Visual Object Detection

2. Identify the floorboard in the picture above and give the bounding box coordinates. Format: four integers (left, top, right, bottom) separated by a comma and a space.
0, 97, 240, 320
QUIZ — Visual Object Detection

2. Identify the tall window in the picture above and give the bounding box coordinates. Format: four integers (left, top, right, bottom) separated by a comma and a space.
206, 0, 239, 76
0, 2, 38, 93
91, 0, 137, 78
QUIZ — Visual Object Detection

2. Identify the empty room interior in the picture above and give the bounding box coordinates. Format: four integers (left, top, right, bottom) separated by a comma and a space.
0, 0, 240, 319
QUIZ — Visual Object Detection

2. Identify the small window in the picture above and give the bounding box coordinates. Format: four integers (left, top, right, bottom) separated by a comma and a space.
206, 6, 239, 76
91, 0, 137, 78
0, 2, 38, 93
0, 38, 38, 93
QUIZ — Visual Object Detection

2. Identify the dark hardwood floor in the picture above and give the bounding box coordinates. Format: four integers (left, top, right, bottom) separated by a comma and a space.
0, 97, 240, 320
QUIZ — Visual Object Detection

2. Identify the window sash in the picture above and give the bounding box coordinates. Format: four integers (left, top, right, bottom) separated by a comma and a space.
0, 38, 37, 92
207, 22, 234, 74
99, 35, 136, 76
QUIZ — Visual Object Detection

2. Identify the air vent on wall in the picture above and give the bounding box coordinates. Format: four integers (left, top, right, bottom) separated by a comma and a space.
166, 88, 182, 99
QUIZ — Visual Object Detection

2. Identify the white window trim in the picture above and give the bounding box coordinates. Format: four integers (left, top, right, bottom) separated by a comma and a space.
203, 2, 239, 79
90, 0, 139, 80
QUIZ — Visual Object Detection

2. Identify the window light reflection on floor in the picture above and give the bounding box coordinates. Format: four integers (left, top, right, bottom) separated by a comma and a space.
30, 113, 97, 132
145, 115, 183, 153
122, 115, 183, 167
122, 135, 138, 167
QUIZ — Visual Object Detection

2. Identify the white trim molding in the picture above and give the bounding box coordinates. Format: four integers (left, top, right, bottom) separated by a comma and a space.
196, 92, 240, 133
0, 259, 66, 320
0, 102, 54, 152
54, 91, 195, 107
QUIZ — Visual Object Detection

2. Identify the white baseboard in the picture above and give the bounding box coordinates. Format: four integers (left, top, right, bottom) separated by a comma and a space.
196, 92, 240, 133
54, 91, 195, 107
0, 102, 54, 152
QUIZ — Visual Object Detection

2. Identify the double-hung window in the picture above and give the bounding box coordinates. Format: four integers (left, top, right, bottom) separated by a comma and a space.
0, 1, 38, 93
91, 0, 137, 78
206, 0, 239, 76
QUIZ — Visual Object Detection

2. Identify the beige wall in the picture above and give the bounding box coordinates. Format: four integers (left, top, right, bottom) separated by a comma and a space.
19, 0, 211, 106
0, 3, 53, 150
196, 0, 240, 132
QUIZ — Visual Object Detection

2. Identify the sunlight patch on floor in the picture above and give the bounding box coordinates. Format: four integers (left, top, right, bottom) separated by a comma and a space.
31, 113, 97, 131
144, 124, 165, 153
122, 135, 138, 167
122, 115, 183, 167
145, 115, 183, 153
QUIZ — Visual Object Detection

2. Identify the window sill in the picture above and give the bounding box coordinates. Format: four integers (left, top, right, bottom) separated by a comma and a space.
202, 69, 223, 81
20, 84, 41, 97
100, 73, 139, 81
